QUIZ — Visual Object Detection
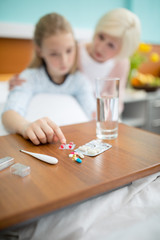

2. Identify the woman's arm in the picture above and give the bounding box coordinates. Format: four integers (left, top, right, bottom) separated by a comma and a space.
2, 110, 66, 145
9, 74, 26, 90
74, 73, 96, 120
108, 58, 130, 114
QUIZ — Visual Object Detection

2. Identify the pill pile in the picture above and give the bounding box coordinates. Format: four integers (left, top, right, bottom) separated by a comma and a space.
59, 140, 112, 164
69, 151, 84, 163
59, 142, 83, 163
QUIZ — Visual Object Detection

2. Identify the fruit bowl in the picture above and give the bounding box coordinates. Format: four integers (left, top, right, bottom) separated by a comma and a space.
132, 85, 159, 92
131, 72, 160, 92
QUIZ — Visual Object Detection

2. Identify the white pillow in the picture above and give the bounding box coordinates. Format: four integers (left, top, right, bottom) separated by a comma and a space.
0, 92, 89, 136
26, 93, 89, 126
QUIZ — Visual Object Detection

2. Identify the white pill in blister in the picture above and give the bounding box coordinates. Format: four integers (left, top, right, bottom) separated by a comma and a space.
79, 146, 87, 152
95, 148, 100, 153
87, 149, 97, 155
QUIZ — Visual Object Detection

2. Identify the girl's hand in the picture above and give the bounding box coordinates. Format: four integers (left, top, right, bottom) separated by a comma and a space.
21, 117, 66, 145
9, 74, 26, 90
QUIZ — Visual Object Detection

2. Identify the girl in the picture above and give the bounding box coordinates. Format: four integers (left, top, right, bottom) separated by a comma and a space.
2, 13, 95, 145
9, 8, 141, 115
78, 8, 141, 114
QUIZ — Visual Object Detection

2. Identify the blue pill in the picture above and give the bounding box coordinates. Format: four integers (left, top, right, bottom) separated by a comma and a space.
75, 158, 82, 163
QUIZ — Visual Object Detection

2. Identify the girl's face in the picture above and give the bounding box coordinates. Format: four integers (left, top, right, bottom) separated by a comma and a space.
90, 32, 122, 62
38, 32, 76, 77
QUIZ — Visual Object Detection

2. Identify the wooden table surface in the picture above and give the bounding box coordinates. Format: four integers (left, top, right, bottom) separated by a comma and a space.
0, 121, 160, 231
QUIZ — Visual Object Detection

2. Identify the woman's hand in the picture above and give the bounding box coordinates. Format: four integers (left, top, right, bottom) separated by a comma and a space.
21, 117, 66, 145
9, 74, 26, 90
92, 111, 96, 120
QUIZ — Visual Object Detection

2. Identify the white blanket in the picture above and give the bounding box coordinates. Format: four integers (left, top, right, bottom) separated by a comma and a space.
9, 172, 160, 240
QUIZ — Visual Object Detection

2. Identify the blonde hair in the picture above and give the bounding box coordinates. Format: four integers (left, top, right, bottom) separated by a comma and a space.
29, 12, 77, 73
94, 8, 141, 58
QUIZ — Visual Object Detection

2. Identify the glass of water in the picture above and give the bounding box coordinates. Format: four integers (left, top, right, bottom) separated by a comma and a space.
96, 77, 120, 140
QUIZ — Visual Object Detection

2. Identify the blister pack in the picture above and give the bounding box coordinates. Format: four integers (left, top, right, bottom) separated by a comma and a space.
0, 156, 14, 171
75, 139, 112, 157
59, 142, 75, 150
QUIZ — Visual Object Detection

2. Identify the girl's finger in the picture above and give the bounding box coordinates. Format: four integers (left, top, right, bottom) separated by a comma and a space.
27, 128, 40, 145
53, 135, 59, 142
40, 122, 54, 143
47, 119, 66, 144
33, 125, 47, 144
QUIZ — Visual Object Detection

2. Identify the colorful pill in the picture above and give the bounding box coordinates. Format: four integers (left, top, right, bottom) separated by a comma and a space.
77, 152, 84, 158
72, 154, 77, 160
69, 154, 73, 158
75, 158, 82, 163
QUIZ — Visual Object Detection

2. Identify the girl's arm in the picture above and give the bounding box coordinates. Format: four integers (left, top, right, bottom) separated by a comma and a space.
3, 70, 66, 145
2, 110, 66, 145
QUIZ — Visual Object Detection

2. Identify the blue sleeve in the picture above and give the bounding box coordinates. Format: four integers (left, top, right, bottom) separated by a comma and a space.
3, 70, 36, 116
73, 73, 96, 119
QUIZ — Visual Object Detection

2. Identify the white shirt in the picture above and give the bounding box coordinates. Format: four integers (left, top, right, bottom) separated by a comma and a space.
78, 41, 116, 92
78, 42, 130, 114
3, 66, 96, 119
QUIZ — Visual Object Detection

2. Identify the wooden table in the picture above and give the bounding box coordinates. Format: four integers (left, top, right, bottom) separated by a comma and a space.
0, 121, 160, 231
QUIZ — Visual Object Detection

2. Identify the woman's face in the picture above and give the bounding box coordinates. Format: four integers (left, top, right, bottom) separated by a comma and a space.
38, 32, 76, 77
90, 32, 122, 62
